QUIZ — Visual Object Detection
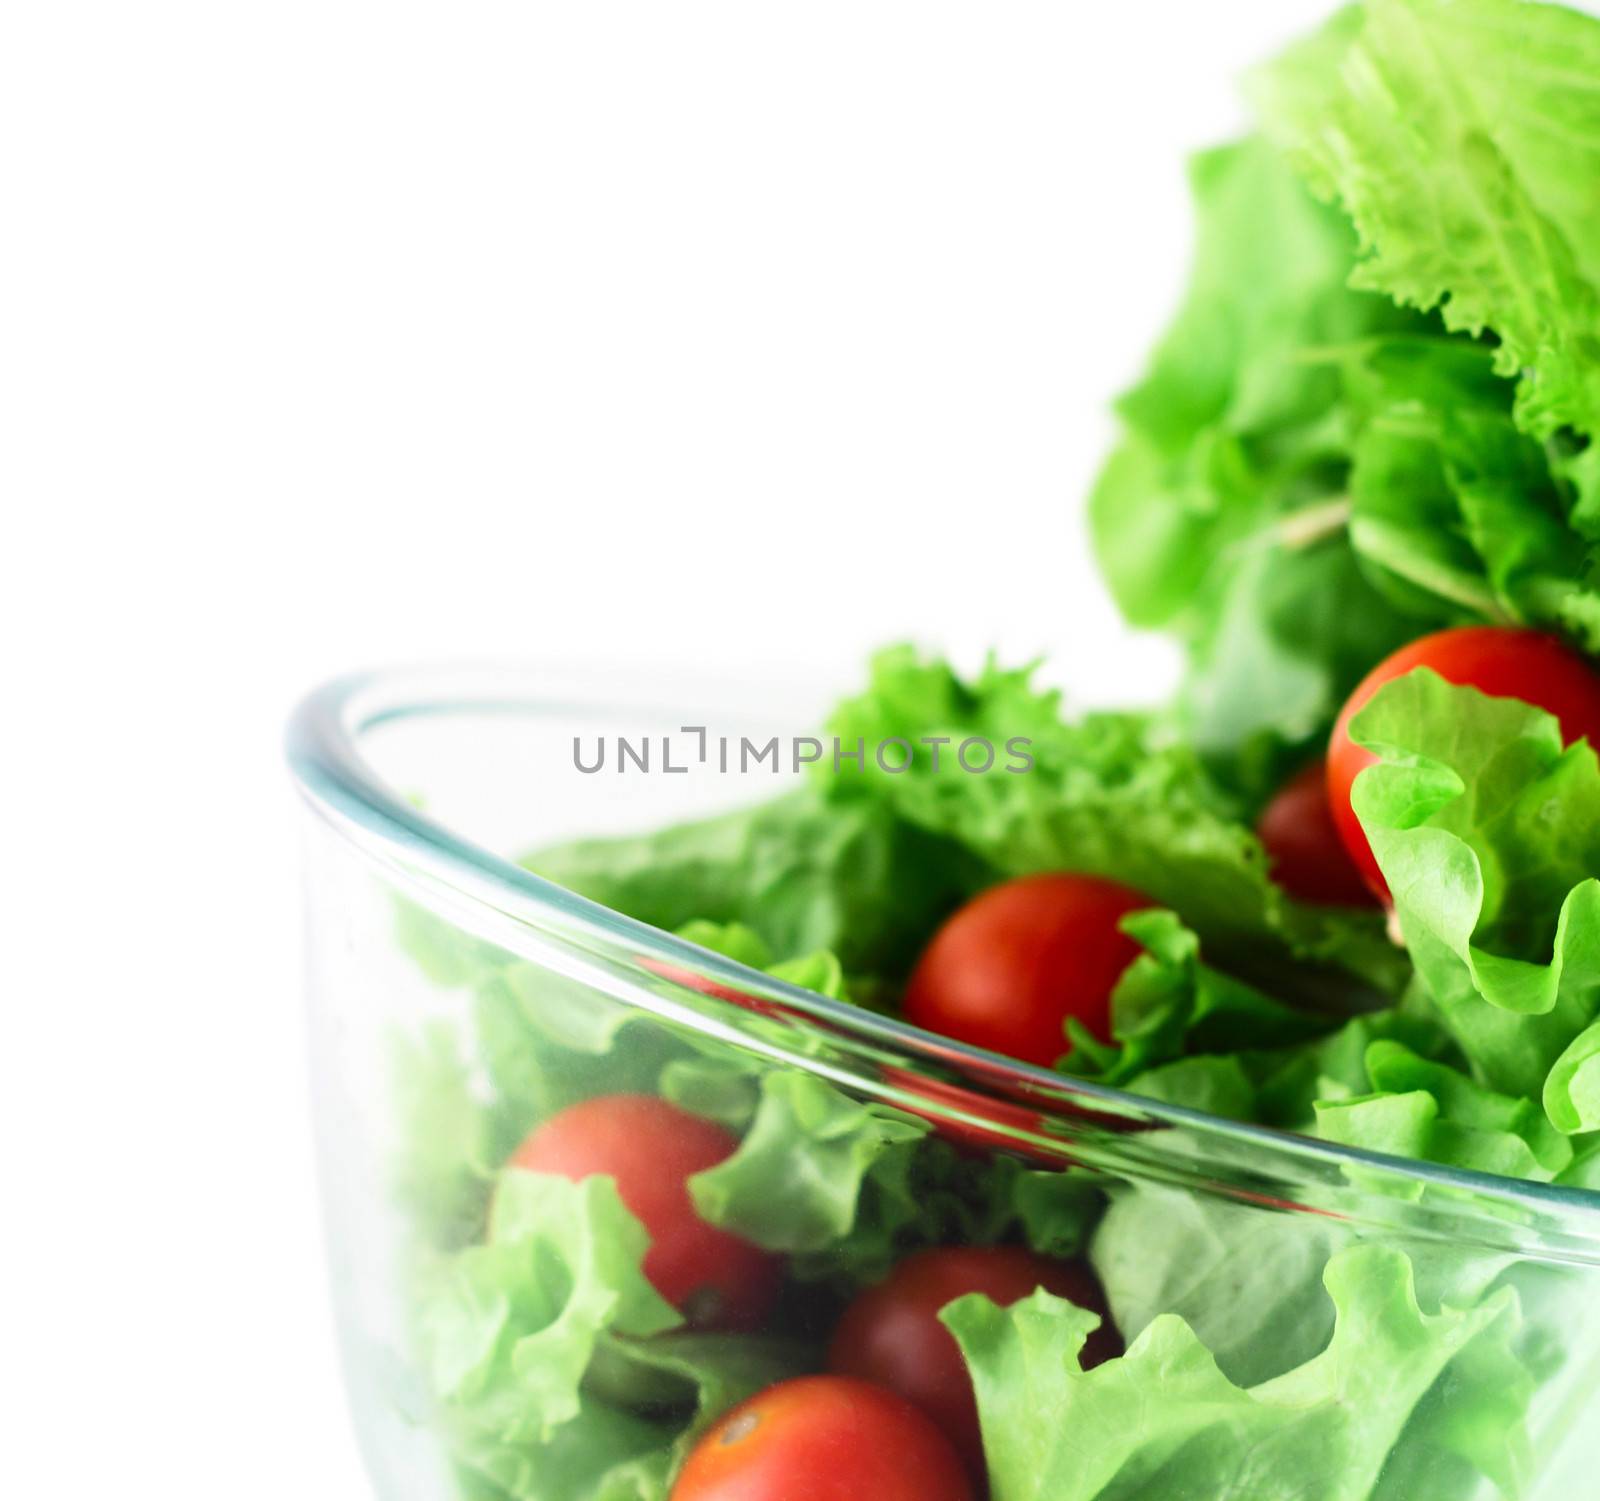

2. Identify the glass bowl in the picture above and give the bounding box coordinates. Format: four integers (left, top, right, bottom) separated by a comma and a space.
288, 664, 1600, 1501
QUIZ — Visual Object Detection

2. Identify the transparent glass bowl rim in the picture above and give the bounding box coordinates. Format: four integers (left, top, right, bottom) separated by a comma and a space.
285, 661, 1600, 1261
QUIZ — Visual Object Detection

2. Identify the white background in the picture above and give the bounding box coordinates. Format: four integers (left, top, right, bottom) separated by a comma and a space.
6, 2, 1336, 1494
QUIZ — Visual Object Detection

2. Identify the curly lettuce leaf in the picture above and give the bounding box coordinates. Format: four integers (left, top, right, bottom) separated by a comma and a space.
418, 1174, 680, 1448
802, 1134, 1029, 1288
1256, 0, 1600, 464
1097, 0, 1600, 775
1544, 1019, 1600, 1135
1110, 1054, 1260, 1119
1089, 134, 1435, 788
526, 785, 984, 980
1338, 333, 1600, 644
1314, 1040, 1574, 1183
676, 1036, 1036, 1287
1555, 1133, 1600, 1190
585, 1330, 812, 1444
672, 918, 854, 1006
1349, 670, 1600, 1110
688, 1071, 925, 1256
1181, 535, 1436, 797
945, 1244, 1529, 1501
418, 1169, 812, 1501
1252, 992, 1462, 1121
1062, 909, 1336, 1088
1090, 1184, 1352, 1388
1091, 136, 1412, 627
440, 1394, 673, 1501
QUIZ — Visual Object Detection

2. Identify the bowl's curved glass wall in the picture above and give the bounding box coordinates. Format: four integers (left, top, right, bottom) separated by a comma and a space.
290, 669, 1600, 1501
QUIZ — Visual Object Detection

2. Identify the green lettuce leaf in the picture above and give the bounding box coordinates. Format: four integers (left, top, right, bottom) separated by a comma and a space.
672, 1016, 1041, 1286
1062, 909, 1336, 1088
1314, 1040, 1574, 1183
944, 1244, 1529, 1501
1544, 1020, 1600, 1135
1090, 1184, 1351, 1388
1250, 990, 1462, 1125
1340, 333, 1598, 640
527, 784, 984, 980
440, 1394, 673, 1501
417, 1170, 813, 1501
1554, 1134, 1600, 1190
687, 1071, 926, 1256
419, 1173, 680, 1447
585, 1330, 812, 1444
1255, 0, 1600, 467
1110, 1054, 1261, 1119
1088, 134, 1436, 789
672, 918, 854, 1005
1096, 0, 1600, 777
1349, 670, 1600, 1111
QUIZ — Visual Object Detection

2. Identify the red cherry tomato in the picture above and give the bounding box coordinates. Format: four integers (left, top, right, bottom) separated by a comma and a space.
670, 1375, 973, 1501
1328, 627, 1600, 900
904, 874, 1151, 1066
827, 1247, 1120, 1478
1256, 760, 1376, 908
509, 1095, 780, 1330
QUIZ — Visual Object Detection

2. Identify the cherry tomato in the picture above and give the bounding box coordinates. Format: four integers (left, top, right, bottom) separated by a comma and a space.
509, 1094, 780, 1330
670, 1375, 973, 1501
1256, 760, 1376, 908
904, 874, 1151, 1066
827, 1246, 1120, 1477
1328, 627, 1600, 900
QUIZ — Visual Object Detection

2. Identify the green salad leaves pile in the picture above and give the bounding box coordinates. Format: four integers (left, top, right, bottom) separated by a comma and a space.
384, 2, 1600, 1497
395, 915, 1102, 1500
1096, 0, 1600, 800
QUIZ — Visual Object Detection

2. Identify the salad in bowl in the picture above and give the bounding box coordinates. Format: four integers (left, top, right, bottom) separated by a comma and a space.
289, 2, 1600, 1497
